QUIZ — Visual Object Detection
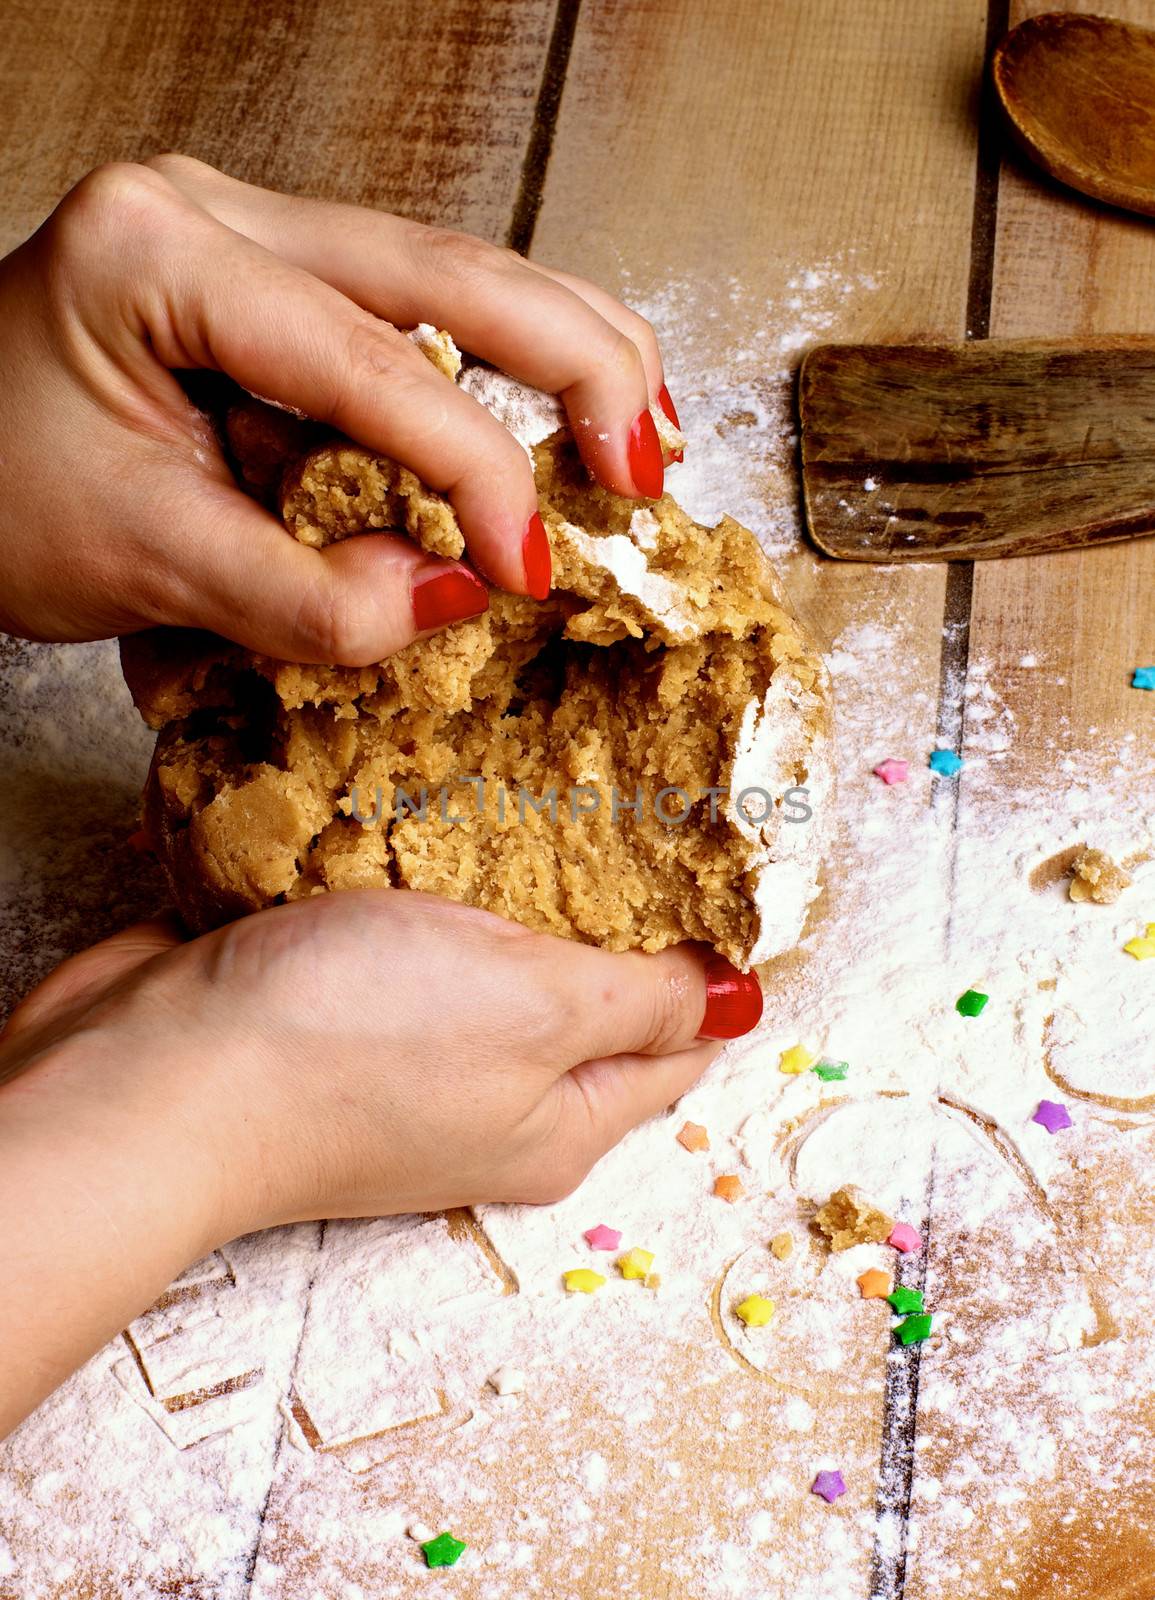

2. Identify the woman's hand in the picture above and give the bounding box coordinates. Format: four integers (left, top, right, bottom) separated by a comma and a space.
0, 891, 760, 1437
0, 155, 676, 665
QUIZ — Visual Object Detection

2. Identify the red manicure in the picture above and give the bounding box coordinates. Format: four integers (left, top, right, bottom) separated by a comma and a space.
523, 511, 552, 601
627, 409, 665, 498
412, 566, 489, 632
657, 383, 684, 463
698, 955, 764, 1039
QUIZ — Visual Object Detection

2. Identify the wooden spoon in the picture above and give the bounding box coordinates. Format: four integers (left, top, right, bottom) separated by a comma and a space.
799, 337, 1155, 561
994, 11, 1155, 216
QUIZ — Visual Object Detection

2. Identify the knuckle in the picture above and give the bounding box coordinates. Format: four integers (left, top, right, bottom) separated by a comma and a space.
50, 161, 172, 255
343, 317, 426, 395
139, 150, 213, 187
291, 567, 382, 665
416, 226, 516, 286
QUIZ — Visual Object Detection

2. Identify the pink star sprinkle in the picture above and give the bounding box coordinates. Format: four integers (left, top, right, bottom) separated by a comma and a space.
888, 1222, 923, 1254
873, 758, 909, 786
811, 1470, 847, 1503
583, 1224, 622, 1251
1032, 1100, 1072, 1135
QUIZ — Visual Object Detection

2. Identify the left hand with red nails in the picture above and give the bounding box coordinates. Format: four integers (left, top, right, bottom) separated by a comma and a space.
0, 892, 759, 1440
0, 153, 681, 666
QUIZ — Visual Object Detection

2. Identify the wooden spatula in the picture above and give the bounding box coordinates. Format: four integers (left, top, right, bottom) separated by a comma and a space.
799, 338, 1155, 561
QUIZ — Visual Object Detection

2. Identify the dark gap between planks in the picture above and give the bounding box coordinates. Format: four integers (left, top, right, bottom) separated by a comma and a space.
870, 4, 1010, 1597
506, 0, 583, 255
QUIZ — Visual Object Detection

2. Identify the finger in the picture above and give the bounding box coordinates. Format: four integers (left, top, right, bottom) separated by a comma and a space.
139, 158, 661, 500
1, 917, 185, 1043
528, 939, 764, 1070
88, 170, 545, 598
519, 260, 684, 462
559, 1040, 722, 1166
149, 469, 489, 664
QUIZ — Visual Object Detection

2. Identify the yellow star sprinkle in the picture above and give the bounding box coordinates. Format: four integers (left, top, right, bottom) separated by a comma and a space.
563, 1268, 606, 1295
1124, 923, 1155, 960
779, 1043, 818, 1075
735, 1294, 776, 1328
617, 1248, 655, 1281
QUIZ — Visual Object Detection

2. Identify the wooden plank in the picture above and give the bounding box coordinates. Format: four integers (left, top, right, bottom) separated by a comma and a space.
908, 3, 1155, 1598
0, 0, 555, 251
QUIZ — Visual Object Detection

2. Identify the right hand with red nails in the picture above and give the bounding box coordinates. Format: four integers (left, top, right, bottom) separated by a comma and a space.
0, 892, 761, 1437
0, 153, 679, 664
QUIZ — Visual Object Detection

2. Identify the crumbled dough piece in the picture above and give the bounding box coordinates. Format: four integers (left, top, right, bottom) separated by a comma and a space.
407, 322, 463, 381
407, 1522, 435, 1542
814, 1186, 895, 1252
1069, 846, 1132, 905
770, 1231, 795, 1261
487, 1366, 527, 1397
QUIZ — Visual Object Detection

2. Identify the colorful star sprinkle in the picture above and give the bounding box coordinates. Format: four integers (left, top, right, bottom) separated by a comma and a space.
811, 1470, 847, 1503
888, 1223, 923, 1254
1124, 923, 1155, 961
895, 1313, 933, 1346
1032, 1099, 1072, 1135
929, 748, 964, 776
422, 1532, 467, 1568
714, 1174, 745, 1203
857, 1269, 892, 1300
873, 758, 909, 786
812, 1058, 849, 1082
676, 1120, 710, 1153
618, 1247, 655, 1281
956, 988, 989, 1017
887, 1286, 924, 1316
563, 1268, 606, 1294
779, 1042, 818, 1075
583, 1224, 621, 1252
735, 1294, 776, 1327
1132, 666, 1155, 690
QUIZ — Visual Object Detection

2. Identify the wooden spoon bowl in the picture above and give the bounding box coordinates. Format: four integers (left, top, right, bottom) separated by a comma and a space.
994, 11, 1155, 217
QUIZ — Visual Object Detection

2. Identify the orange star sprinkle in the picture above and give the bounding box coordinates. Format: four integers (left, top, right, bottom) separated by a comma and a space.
857, 1269, 892, 1300
676, 1121, 710, 1153
714, 1174, 745, 1203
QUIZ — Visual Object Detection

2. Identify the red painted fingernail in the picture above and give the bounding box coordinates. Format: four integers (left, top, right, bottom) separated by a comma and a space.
523, 511, 552, 601
411, 566, 489, 632
698, 955, 763, 1039
627, 409, 664, 498
657, 383, 685, 463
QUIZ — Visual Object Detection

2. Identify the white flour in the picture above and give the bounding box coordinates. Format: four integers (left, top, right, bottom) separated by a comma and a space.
1, 263, 1153, 1599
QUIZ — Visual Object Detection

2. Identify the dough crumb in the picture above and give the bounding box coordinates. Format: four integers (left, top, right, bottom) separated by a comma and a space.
407, 1521, 435, 1542
770, 1231, 795, 1261
814, 1185, 895, 1252
1069, 846, 1132, 905
488, 1365, 527, 1397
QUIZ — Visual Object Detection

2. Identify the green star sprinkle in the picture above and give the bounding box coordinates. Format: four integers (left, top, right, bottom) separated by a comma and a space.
895, 1313, 933, 1346
422, 1532, 467, 1569
887, 1286, 924, 1316
956, 989, 989, 1018
812, 1058, 850, 1082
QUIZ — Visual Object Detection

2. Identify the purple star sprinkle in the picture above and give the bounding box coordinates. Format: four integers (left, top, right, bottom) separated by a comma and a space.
811, 1470, 847, 1504
1032, 1100, 1072, 1135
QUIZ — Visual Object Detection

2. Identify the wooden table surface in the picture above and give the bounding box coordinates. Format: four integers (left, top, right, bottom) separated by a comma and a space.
1, 2, 1154, 1597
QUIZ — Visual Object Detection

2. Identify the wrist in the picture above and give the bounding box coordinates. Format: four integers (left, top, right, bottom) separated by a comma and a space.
0, 1018, 246, 1261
